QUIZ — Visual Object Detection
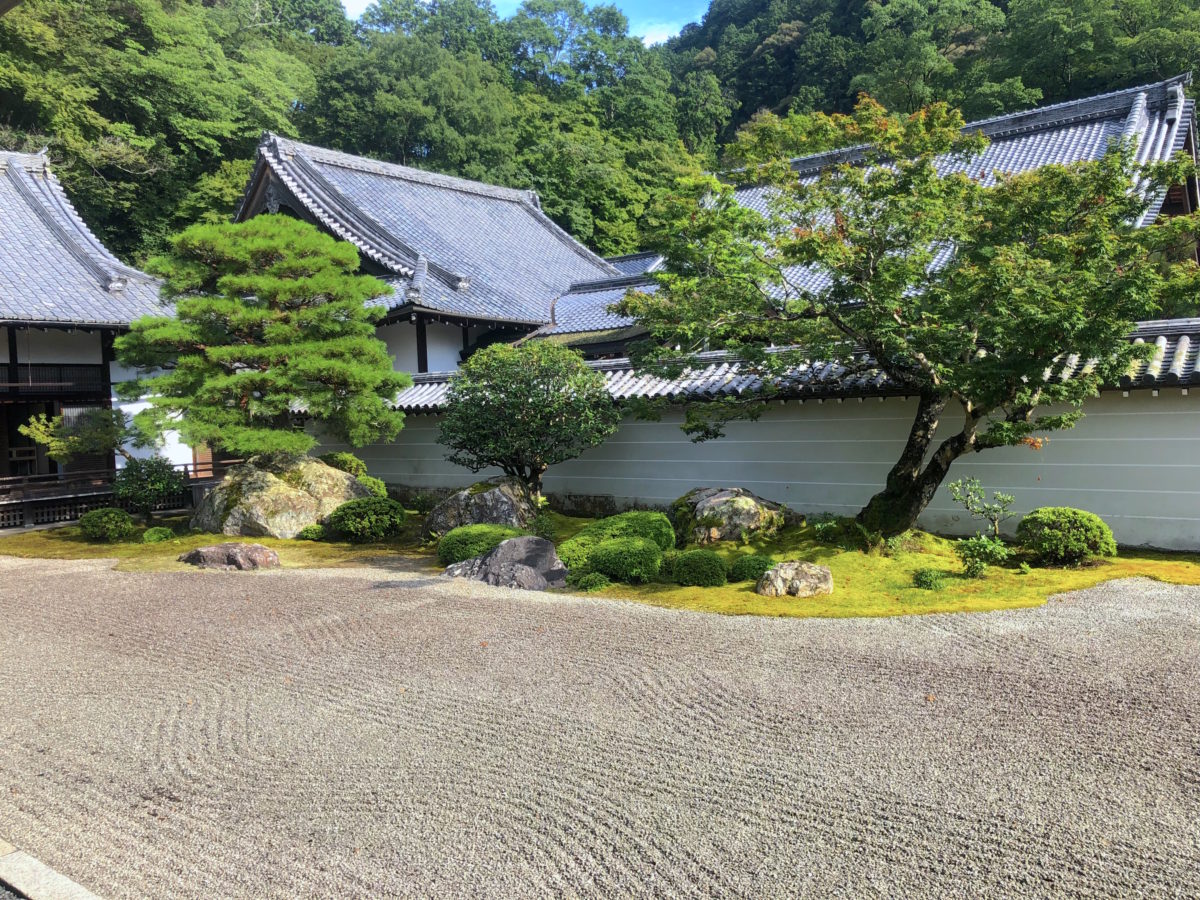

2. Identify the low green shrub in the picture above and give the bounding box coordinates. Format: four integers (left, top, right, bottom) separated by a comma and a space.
955, 535, 1009, 578
409, 491, 439, 515
79, 507, 137, 543
319, 452, 368, 477
296, 524, 327, 541
113, 457, 187, 519
1018, 561, 1032, 575
1017, 507, 1117, 565
571, 571, 610, 592
327, 497, 407, 543
141, 526, 176, 544
657, 549, 681, 583
357, 475, 388, 498
557, 511, 675, 569
727, 554, 774, 583
673, 549, 728, 587
531, 511, 557, 541
586, 537, 662, 583
437, 524, 524, 565
912, 568, 947, 591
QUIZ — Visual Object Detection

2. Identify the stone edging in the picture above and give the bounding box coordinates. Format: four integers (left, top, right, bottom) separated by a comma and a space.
0, 837, 100, 899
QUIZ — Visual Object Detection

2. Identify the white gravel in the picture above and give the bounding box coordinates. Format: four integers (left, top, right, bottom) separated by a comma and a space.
0, 556, 1197, 898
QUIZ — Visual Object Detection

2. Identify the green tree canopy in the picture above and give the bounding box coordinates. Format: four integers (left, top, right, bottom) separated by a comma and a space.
620, 98, 1200, 535
116, 215, 409, 457
438, 341, 621, 496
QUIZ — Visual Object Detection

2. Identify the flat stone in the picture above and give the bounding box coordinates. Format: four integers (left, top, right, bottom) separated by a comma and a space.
756, 560, 834, 598
0, 850, 101, 900
178, 543, 280, 571
444, 536, 567, 591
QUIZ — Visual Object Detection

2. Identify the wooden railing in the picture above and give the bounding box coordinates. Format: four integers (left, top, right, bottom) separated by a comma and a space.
1, 364, 109, 397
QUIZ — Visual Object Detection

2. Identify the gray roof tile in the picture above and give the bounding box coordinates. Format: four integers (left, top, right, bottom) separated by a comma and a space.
0, 152, 164, 326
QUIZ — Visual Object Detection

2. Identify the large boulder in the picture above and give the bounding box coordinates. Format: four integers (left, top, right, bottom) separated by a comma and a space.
192, 455, 372, 539
444, 536, 567, 591
673, 487, 798, 545
423, 477, 536, 539
756, 561, 834, 598
179, 543, 280, 571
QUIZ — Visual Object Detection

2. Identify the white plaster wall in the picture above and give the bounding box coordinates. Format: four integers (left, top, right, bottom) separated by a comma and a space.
324, 390, 1200, 551
379, 321, 486, 374
108, 361, 193, 468
10, 328, 103, 364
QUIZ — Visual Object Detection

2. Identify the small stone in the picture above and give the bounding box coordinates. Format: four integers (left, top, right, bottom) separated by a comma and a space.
423, 477, 536, 539
444, 536, 567, 591
178, 543, 280, 571
756, 560, 834, 598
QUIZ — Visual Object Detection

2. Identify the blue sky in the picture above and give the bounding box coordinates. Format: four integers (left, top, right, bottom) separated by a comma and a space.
338, 0, 707, 45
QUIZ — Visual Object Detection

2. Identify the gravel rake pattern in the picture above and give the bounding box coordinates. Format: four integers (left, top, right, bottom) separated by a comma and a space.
0, 556, 1198, 898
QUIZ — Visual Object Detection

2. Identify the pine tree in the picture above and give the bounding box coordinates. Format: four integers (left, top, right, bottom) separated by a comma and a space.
116, 215, 409, 457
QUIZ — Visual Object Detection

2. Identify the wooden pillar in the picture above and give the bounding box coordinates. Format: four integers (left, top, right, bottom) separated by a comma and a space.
6, 326, 17, 396
415, 316, 428, 374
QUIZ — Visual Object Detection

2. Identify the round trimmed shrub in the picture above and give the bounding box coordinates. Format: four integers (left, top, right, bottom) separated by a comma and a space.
296, 524, 327, 541
357, 475, 387, 498
657, 549, 681, 583
912, 568, 946, 591
319, 451, 368, 477
142, 526, 176, 544
79, 507, 137, 543
557, 511, 675, 569
572, 572, 610, 592
437, 524, 524, 565
728, 554, 774, 583
673, 549, 728, 587
586, 537, 662, 583
327, 497, 407, 543
1017, 507, 1117, 565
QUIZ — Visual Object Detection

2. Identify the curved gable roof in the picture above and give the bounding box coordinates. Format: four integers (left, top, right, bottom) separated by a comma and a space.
239, 134, 617, 324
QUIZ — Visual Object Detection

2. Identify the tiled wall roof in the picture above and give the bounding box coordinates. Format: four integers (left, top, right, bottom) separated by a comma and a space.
394, 319, 1200, 412
0, 152, 164, 326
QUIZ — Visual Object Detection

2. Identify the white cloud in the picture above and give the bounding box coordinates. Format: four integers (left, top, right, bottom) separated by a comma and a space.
634, 19, 687, 46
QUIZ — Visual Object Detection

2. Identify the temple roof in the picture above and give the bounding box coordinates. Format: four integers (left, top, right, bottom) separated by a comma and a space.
238, 134, 618, 325
0, 151, 164, 327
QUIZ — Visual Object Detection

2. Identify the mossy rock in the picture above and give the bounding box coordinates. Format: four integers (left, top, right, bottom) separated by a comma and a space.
672, 487, 798, 545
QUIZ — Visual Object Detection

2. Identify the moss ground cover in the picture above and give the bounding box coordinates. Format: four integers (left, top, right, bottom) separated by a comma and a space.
2, 511, 1198, 618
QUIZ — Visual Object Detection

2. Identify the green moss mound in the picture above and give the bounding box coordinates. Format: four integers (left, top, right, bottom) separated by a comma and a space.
1017, 507, 1117, 565
557, 511, 675, 569
438, 524, 525, 566
141, 526, 176, 544
912, 568, 947, 591
357, 475, 387, 498
319, 452, 368, 478
295, 524, 327, 541
569, 571, 611, 592
727, 554, 774, 583
586, 537, 663, 583
673, 549, 728, 587
327, 497, 407, 543
79, 508, 137, 543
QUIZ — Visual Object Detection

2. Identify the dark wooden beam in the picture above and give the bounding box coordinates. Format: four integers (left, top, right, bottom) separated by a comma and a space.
6, 327, 17, 397
415, 316, 428, 374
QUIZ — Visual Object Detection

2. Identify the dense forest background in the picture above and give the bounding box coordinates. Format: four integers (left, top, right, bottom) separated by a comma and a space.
4, 0, 1200, 262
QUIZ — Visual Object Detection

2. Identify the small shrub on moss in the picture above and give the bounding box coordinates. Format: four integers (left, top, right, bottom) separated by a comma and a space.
557, 511, 675, 568
673, 549, 728, 587
586, 537, 662, 583
728, 554, 774, 583
437, 524, 524, 565
357, 475, 387, 498
1017, 507, 1117, 565
296, 524, 327, 541
571, 571, 610, 592
531, 511, 557, 541
409, 491, 439, 515
912, 568, 947, 591
319, 452, 368, 477
955, 535, 1009, 578
79, 507, 137, 543
1018, 561, 1032, 575
327, 497, 407, 543
142, 526, 176, 544
657, 549, 681, 583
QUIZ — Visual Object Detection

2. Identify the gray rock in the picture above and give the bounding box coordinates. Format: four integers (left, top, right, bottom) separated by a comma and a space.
192, 455, 371, 539
673, 487, 798, 545
179, 543, 280, 571
444, 536, 567, 591
423, 477, 536, 539
756, 560, 834, 598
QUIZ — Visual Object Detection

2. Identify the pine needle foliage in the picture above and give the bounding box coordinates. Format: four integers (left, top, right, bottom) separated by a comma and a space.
115, 215, 410, 457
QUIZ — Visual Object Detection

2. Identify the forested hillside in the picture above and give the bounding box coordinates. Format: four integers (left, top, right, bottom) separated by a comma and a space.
4, 0, 1199, 263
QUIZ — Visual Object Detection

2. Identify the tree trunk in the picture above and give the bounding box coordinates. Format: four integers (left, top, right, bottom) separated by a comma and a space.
856, 392, 977, 537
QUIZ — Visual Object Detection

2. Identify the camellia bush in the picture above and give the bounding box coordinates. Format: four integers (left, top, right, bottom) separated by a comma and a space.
439, 342, 620, 499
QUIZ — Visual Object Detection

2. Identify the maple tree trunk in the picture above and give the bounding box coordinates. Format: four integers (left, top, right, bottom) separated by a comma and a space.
856, 392, 975, 537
